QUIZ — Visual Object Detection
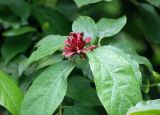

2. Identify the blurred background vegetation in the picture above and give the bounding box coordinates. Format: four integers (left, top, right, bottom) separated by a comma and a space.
0, 0, 160, 114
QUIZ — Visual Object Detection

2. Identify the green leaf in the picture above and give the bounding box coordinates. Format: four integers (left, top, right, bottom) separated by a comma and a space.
1, 35, 32, 63
2, 26, 36, 37
66, 77, 101, 106
33, 6, 70, 35
63, 105, 98, 115
27, 35, 66, 66
0, 71, 23, 115
109, 38, 153, 72
73, 0, 112, 7
8, 0, 30, 20
139, 3, 160, 43
0, 0, 14, 4
127, 99, 160, 115
87, 46, 142, 115
97, 15, 127, 39
72, 16, 97, 43
20, 61, 74, 115
146, 0, 160, 7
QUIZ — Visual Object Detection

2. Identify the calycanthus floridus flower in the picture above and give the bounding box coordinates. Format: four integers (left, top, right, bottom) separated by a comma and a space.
63, 32, 96, 59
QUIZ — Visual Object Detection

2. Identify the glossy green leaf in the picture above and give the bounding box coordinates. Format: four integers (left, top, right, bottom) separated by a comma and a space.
1, 35, 32, 63
73, 0, 112, 7
63, 105, 98, 115
109, 38, 153, 72
0, 71, 23, 115
20, 61, 74, 115
8, 0, 30, 20
27, 35, 66, 66
97, 15, 127, 39
127, 99, 160, 115
72, 16, 97, 43
2, 26, 36, 37
87, 46, 142, 115
139, 3, 160, 43
146, 0, 160, 7
67, 77, 101, 106
33, 6, 70, 35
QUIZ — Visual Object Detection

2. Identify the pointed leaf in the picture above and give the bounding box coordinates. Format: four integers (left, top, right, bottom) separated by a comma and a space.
27, 35, 66, 66
127, 99, 160, 115
20, 61, 74, 115
0, 71, 23, 115
97, 15, 127, 39
72, 16, 97, 43
87, 46, 142, 115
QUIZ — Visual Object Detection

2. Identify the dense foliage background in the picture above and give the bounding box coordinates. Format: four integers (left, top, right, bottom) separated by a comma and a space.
0, 0, 160, 115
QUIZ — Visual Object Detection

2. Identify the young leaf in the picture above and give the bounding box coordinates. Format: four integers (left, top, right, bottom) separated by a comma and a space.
0, 71, 23, 115
87, 46, 142, 115
73, 0, 112, 7
127, 99, 160, 115
20, 61, 74, 115
2, 26, 36, 37
63, 105, 98, 115
97, 15, 127, 40
27, 35, 66, 66
139, 3, 160, 43
72, 16, 97, 43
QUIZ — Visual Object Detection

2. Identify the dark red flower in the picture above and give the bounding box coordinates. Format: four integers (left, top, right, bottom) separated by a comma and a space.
63, 32, 96, 58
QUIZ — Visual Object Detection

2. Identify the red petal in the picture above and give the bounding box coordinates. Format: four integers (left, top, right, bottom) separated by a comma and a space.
85, 37, 91, 44
63, 46, 73, 51
63, 51, 75, 57
86, 45, 96, 51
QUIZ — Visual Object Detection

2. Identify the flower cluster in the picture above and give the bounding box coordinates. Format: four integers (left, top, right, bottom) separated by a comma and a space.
63, 32, 96, 58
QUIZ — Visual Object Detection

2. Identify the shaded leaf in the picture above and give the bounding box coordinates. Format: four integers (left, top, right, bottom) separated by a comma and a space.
2, 26, 36, 37
63, 105, 98, 115
66, 77, 101, 106
146, 0, 160, 7
20, 61, 74, 115
139, 3, 160, 43
8, 0, 30, 20
1, 35, 32, 63
0, 71, 23, 115
33, 6, 70, 35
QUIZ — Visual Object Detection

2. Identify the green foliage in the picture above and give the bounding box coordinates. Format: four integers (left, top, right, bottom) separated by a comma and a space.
127, 99, 160, 115
0, 71, 23, 115
72, 16, 97, 43
97, 15, 126, 40
139, 3, 160, 43
73, 0, 112, 7
0, 0, 160, 115
27, 35, 66, 66
87, 46, 142, 115
20, 61, 74, 115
